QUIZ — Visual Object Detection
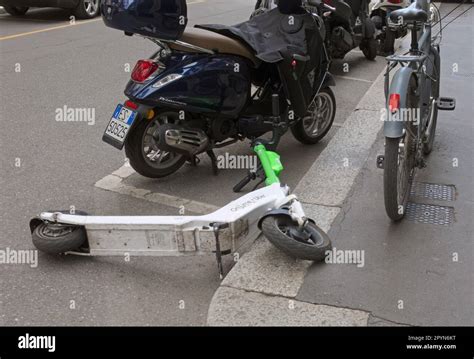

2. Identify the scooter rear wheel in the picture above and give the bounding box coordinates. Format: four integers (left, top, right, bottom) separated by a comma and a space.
261, 215, 331, 261
32, 223, 86, 254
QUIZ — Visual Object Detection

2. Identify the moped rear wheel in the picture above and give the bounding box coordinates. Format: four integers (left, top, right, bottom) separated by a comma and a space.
261, 215, 332, 261
125, 111, 186, 179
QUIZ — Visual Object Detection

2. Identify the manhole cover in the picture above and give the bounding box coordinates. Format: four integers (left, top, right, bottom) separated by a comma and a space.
410, 182, 455, 201
405, 202, 454, 226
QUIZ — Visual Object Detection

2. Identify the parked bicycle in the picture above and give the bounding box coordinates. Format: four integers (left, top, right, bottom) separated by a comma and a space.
377, 0, 456, 221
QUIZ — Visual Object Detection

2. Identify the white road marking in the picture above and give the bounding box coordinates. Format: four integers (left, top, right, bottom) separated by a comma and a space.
334, 75, 374, 84
95, 164, 219, 215
0, 18, 102, 41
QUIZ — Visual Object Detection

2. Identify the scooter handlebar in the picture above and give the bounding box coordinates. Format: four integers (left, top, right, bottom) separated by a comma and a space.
233, 173, 253, 193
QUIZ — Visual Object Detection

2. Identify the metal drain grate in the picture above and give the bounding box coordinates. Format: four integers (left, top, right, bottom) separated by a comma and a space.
405, 202, 454, 226
410, 182, 455, 201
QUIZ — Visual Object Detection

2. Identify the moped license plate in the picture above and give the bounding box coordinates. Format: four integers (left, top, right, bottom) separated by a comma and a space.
102, 104, 137, 150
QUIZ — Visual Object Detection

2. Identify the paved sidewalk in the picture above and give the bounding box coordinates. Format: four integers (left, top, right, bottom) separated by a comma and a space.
297, 4, 474, 326
208, 57, 389, 326
207, 2, 473, 326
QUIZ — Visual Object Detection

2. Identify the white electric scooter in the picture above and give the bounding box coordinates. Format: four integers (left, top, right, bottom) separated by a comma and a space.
29, 97, 332, 277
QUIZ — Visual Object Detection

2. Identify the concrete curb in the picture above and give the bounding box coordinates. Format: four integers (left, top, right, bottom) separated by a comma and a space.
207, 64, 388, 326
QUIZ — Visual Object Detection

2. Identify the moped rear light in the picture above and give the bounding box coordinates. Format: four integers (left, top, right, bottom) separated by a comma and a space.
389, 93, 400, 113
124, 100, 139, 110
387, 0, 402, 4
131, 60, 160, 83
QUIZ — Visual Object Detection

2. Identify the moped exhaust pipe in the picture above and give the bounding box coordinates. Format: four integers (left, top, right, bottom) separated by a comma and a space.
156, 123, 209, 156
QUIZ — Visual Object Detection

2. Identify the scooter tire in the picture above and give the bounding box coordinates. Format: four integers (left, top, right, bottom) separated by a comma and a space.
32, 223, 86, 254
261, 215, 331, 261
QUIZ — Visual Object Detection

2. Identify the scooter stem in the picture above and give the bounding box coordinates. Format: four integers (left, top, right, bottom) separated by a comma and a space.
254, 144, 283, 186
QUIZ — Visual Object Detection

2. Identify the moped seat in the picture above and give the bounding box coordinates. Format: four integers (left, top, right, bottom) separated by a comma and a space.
389, 1, 428, 24
168, 27, 259, 67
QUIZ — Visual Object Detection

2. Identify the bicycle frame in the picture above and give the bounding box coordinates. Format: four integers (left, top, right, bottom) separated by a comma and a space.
30, 145, 306, 258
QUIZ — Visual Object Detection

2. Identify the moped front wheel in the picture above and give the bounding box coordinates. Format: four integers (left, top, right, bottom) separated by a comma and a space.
261, 215, 332, 261
291, 87, 336, 145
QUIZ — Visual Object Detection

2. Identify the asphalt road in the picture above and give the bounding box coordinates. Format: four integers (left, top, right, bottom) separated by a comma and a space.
0, 1, 387, 325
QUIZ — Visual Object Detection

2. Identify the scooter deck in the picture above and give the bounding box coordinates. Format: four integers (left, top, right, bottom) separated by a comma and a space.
31, 184, 292, 257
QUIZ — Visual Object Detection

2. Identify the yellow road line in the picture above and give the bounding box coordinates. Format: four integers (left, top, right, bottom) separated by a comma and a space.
0, 18, 102, 41
0, 0, 207, 41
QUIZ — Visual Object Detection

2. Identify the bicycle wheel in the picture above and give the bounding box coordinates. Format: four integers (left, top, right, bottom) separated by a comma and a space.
383, 76, 418, 221
423, 46, 441, 155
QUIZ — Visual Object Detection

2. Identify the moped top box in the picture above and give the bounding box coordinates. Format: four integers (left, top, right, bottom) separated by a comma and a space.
101, 0, 188, 40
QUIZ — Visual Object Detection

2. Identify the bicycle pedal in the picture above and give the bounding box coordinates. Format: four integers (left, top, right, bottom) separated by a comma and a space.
376, 155, 385, 169
437, 97, 456, 111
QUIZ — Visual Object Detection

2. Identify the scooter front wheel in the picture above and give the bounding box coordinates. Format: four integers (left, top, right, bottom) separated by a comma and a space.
32, 223, 86, 254
261, 215, 331, 261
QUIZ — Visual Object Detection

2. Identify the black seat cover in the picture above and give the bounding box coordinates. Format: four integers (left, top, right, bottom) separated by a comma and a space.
390, 0, 428, 23
196, 6, 327, 117
196, 8, 317, 63
278, 0, 305, 14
